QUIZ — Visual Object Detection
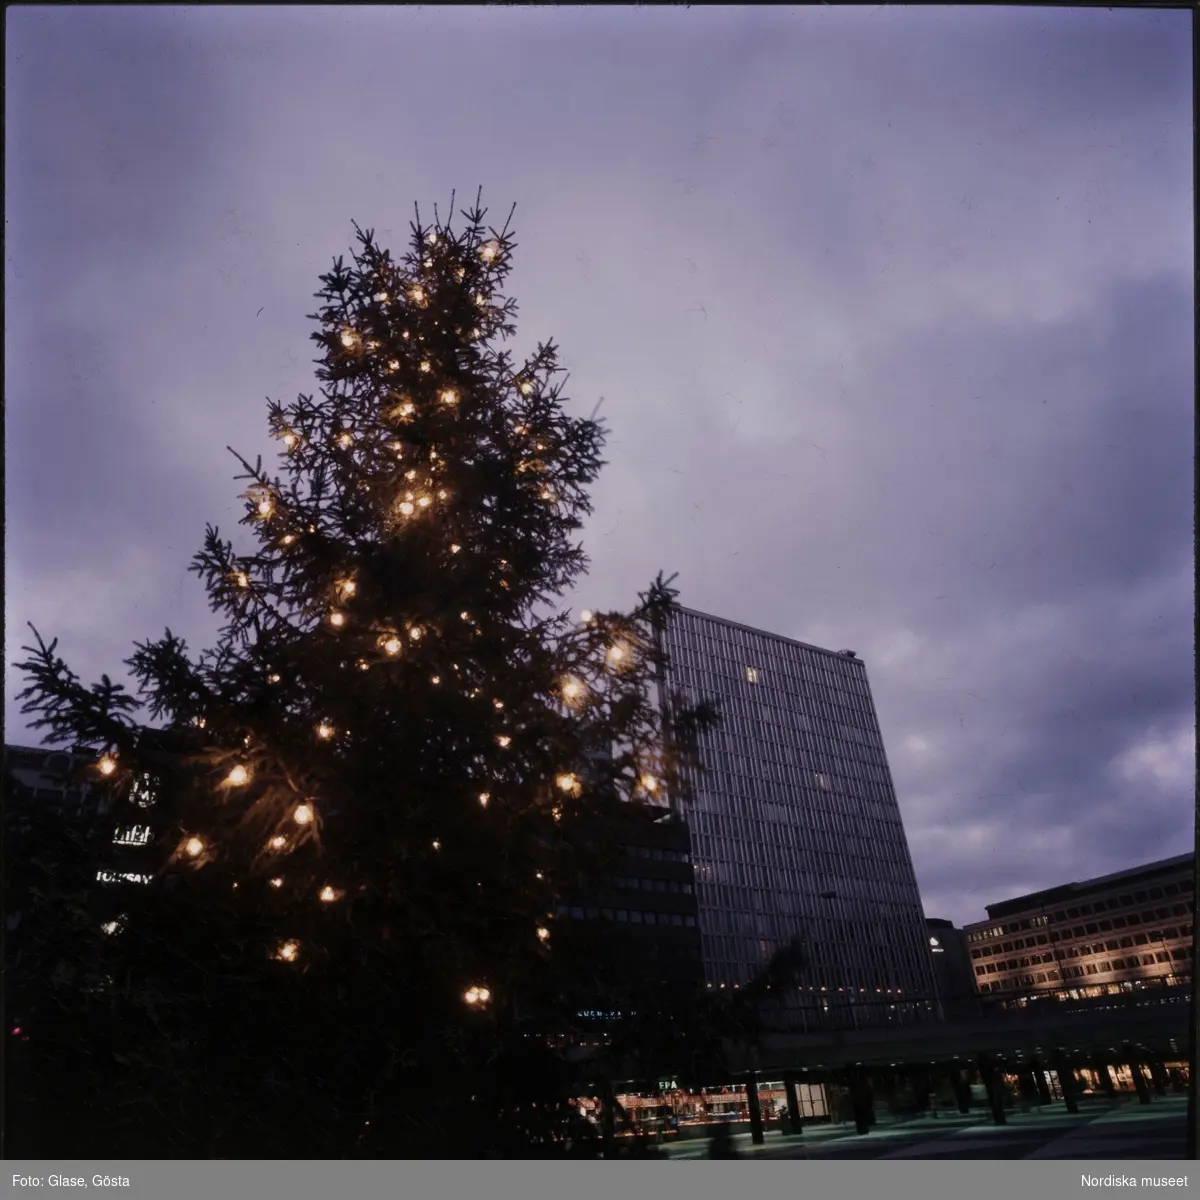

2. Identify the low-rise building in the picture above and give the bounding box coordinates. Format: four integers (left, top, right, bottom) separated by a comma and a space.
963, 853, 1194, 1004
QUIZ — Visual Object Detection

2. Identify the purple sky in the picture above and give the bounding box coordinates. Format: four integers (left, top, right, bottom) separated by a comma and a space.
6, 7, 1193, 927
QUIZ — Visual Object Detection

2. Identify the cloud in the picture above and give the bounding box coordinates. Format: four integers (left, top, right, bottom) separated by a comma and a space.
1113, 723, 1197, 794
6, 7, 1192, 926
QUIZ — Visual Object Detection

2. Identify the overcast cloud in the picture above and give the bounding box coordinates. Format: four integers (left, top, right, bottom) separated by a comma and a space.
6, 6, 1193, 926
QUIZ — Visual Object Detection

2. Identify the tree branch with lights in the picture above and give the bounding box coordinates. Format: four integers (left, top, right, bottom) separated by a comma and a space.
12, 191, 718, 1157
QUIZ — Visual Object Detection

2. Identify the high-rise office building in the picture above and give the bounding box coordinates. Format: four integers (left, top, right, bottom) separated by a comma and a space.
658, 607, 936, 1027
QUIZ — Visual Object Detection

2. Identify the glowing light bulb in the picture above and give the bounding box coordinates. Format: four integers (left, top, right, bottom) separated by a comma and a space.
277, 940, 299, 961
431, 675, 441, 685
556, 773, 581, 795
269, 835, 286, 850
497, 736, 511, 748
419, 361, 431, 373
268, 673, 281, 684
293, 804, 314, 825
329, 611, 346, 628
464, 985, 491, 1005
478, 792, 490, 807
98, 755, 117, 776
562, 678, 584, 703
425, 231, 438, 246
227, 765, 249, 787
281, 534, 295, 546
257, 497, 274, 518
405, 469, 418, 481
520, 381, 533, 396
535, 871, 544, 881
417, 495, 431, 508
579, 610, 593, 624
437, 489, 448, 500
340, 579, 357, 597
409, 626, 423, 641
640, 774, 659, 793
537, 926, 550, 942
282, 432, 298, 449
432, 839, 441, 850
480, 240, 500, 262
398, 501, 415, 516
338, 432, 353, 449
233, 572, 250, 589
606, 644, 627, 667
319, 886, 338, 903
409, 286, 426, 305
460, 611, 470, 621
357, 659, 370, 672
493, 699, 503, 711
441, 389, 458, 406
340, 330, 357, 348
450, 543, 462, 554
316, 723, 334, 740
383, 636, 402, 656
183, 836, 204, 858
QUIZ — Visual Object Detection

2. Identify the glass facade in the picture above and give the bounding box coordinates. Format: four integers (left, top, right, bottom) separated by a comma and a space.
660, 608, 937, 1027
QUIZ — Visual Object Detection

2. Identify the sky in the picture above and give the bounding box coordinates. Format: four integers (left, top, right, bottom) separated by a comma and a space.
6, 6, 1194, 928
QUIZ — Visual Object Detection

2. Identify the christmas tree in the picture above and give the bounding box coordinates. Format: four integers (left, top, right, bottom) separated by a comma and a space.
14, 193, 718, 1157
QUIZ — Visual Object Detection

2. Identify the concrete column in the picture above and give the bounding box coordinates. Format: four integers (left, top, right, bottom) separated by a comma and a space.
912, 1070, 933, 1115
600, 1082, 617, 1157
1092, 1055, 1117, 1096
783, 1075, 804, 1136
953, 1070, 972, 1114
1148, 1058, 1170, 1097
978, 1053, 1008, 1125
1052, 1051, 1079, 1115
745, 1071, 765, 1145
1029, 1058, 1053, 1106
850, 1068, 873, 1135
1124, 1047, 1152, 1106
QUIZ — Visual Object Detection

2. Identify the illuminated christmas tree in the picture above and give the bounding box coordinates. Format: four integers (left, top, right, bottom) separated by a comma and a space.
15, 193, 716, 1157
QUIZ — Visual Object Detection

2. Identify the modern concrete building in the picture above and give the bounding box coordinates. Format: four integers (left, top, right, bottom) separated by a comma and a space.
553, 806, 703, 994
658, 607, 936, 1028
963, 853, 1195, 1003
925, 917, 977, 1019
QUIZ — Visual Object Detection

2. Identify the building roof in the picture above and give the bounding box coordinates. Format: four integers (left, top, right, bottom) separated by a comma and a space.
673, 606, 863, 665
967, 852, 1194, 925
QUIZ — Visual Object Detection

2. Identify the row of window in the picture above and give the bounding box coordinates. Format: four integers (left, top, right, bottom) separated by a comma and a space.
970, 907, 1193, 958
979, 948, 1194, 987
977, 944, 1193, 977
967, 880, 1193, 942
622, 844, 689, 864
555, 904, 698, 928
607, 875, 694, 896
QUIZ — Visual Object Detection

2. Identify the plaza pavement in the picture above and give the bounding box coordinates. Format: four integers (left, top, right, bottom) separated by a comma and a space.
663, 1095, 1188, 1160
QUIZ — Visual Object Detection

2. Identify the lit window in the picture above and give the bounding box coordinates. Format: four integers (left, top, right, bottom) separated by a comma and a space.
745, 667, 760, 684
